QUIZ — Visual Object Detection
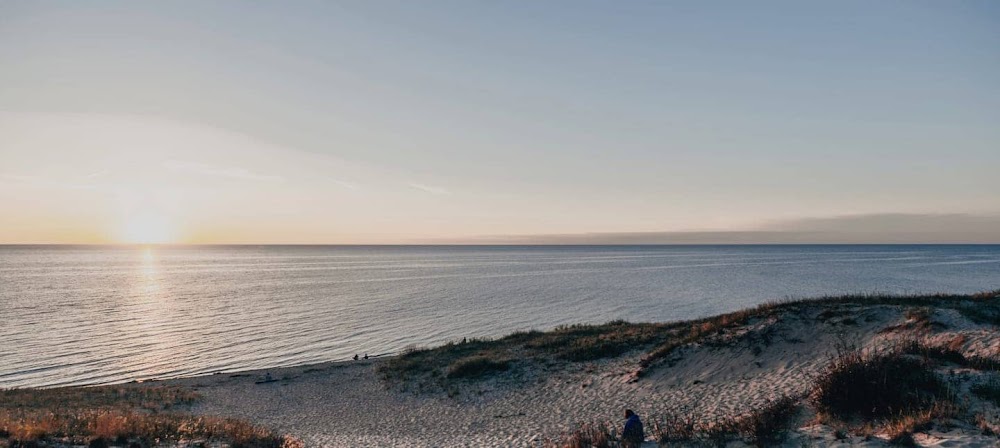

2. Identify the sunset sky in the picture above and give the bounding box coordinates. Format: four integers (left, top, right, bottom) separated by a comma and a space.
1, 1, 998, 244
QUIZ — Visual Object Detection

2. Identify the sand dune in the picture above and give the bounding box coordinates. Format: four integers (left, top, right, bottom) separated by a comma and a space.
147, 294, 1000, 447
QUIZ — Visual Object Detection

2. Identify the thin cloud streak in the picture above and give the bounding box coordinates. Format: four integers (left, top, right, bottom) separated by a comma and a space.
332, 179, 360, 190
409, 183, 451, 196
163, 160, 283, 182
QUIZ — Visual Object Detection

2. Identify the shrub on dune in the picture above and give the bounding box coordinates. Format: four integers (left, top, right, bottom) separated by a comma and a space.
446, 355, 510, 379
810, 343, 947, 421
809, 342, 962, 444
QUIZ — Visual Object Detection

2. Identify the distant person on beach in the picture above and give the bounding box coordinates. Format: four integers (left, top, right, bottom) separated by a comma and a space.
363, 353, 369, 360
353, 354, 359, 361
622, 409, 644, 448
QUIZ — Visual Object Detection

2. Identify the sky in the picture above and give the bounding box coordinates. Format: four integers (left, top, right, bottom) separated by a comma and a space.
1, 1, 998, 244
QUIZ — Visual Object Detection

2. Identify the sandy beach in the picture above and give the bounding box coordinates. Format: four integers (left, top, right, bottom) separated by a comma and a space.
142, 294, 1000, 447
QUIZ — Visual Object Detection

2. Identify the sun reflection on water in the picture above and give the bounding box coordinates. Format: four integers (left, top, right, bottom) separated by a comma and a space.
139, 247, 160, 293
126, 245, 195, 382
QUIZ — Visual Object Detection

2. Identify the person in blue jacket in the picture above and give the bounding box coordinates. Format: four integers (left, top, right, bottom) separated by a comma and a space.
622, 408, 644, 448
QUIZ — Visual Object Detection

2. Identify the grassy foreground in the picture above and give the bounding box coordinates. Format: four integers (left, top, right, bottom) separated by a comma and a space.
0, 385, 302, 448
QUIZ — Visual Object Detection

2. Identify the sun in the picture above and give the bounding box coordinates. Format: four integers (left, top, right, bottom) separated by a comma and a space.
119, 210, 174, 244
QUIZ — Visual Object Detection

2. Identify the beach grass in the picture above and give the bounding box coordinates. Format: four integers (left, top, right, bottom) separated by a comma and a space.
0, 385, 302, 448
377, 321, 677, 383
446, 355, 511, 379
809, 342, 951, 421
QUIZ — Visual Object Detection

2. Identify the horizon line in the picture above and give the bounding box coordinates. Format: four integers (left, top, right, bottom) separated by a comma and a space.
3, 242, 1000, 247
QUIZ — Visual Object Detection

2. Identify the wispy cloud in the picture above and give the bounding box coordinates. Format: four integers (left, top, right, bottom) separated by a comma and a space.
409, 182, 451, 195
164, 160, 282, 182
332, 179, 360, 190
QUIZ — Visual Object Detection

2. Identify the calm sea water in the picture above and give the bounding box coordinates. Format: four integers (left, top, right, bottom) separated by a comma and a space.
1, 245, 998, 388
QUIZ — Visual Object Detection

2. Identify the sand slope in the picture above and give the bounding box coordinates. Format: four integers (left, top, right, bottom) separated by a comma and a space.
156, 300, 1000, 447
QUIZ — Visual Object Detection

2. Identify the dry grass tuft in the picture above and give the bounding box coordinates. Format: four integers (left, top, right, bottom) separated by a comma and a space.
883, 401, 960, 446
644, 395, 800, 447
546, 422, 616, 448
810, 342, 948, 421
808, 341, 973, 444
738, 395, 800, 446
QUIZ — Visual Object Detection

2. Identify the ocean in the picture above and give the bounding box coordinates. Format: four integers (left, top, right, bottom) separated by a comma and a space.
1, 244, 998, 388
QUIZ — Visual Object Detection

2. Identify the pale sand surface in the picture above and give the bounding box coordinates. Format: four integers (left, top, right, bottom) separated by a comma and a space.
154, 302, 1000, 447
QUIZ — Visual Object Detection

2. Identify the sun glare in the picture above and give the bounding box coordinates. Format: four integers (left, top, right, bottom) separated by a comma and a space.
120, 210, 174, 244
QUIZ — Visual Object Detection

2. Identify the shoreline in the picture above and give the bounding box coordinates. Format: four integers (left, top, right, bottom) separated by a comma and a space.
5, 291, 1000, 447
65, 290, 1000, 388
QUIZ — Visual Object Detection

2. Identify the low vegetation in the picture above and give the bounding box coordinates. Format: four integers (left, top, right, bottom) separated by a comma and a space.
518, 320, 667, 362
548, 422, 615, 448
446, 355, 510, 379
737, 395, 800, 446
806, 340, 991, 445
377, 321, 678, 386
972, 376, 1000, 406
377, 290, 1000, 392
0, 385, 302, 448
637, 304, 783, 375
548, 395, 799, 448
377, 338, 507, 383
897, 339, 1000, 371
810, 343, 949, 421
882, 401, 961, 446
0, 386, 198, 411
660, 395, 800, 447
